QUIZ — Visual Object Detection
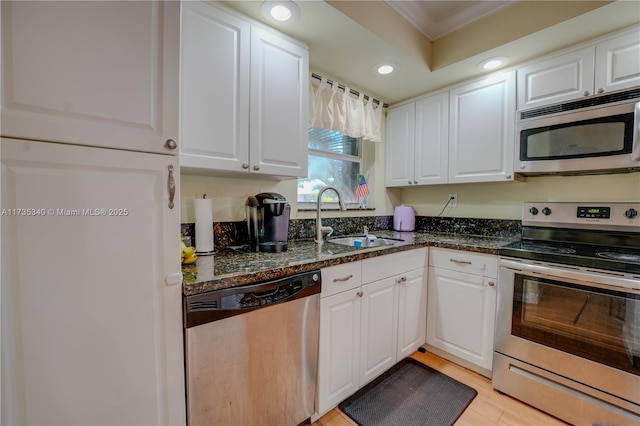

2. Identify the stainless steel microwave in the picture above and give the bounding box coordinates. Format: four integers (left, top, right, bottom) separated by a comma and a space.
515, 89, 640, 175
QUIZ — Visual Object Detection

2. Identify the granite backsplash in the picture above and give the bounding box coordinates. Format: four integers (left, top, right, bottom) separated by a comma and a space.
181, 216, 521, 249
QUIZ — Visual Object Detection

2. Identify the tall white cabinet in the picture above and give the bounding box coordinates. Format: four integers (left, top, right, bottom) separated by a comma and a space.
180, 1, 309, 178
1, 2, 185, 424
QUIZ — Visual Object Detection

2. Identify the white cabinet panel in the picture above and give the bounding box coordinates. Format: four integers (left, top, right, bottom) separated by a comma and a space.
180, 1, 250, 170
397, 268, 428, 359
517, 47, 595, 110
360, 277, 398, 385
595, 31, 640, 94
449, 71, 516, 183
317, 288, 361, 416
427, 250, 498, 374
385, 103, 415, 186
1, 138, 185, 425
1, 1, 179, 154
415, 93, 449, 185
250, 26, 308, 177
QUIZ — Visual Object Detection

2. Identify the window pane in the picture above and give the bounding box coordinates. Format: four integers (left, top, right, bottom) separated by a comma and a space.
297, 154, 360, 203
308, 127, 359, 157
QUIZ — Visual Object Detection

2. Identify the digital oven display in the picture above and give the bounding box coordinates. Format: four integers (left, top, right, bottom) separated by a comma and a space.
577, 206, 611, 219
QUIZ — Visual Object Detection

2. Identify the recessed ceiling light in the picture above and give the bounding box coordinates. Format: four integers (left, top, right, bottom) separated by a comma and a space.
478, 56, 509, 70
372, 62, 398, 76
261, 1, 300, 25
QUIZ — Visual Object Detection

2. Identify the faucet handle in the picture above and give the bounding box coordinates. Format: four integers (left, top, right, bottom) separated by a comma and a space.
320, 225, 334, 239
363, 226, 369, 235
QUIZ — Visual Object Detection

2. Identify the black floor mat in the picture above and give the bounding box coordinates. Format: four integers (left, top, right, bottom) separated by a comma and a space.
339, 357, 478, 426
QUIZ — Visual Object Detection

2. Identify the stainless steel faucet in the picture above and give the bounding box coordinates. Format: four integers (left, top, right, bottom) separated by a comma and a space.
316, 186, 346, 246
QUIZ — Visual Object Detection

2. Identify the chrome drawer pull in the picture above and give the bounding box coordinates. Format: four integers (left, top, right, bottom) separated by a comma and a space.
333, 274, 354, 282
450, 259, 472, 265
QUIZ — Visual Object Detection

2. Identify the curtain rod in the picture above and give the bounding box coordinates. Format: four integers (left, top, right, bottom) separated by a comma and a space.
311, 72, 389, 108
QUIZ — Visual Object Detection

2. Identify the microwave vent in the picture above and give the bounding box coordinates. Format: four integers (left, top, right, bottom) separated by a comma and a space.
520, 88, 640, 120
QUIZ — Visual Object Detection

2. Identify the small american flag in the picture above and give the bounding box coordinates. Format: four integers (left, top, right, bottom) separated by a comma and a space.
355, 174, 369, 199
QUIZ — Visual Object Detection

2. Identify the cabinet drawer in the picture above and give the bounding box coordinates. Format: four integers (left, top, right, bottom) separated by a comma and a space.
429, 248, 497, 278
321, 262, 362, 298
361, 248, 427, 283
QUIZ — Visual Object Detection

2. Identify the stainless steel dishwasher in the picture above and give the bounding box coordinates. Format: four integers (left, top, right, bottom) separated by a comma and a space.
184, 270, 321, 426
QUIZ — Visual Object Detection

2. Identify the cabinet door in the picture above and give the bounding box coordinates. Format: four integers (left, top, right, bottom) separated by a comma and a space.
1, 139, 185, 425
250, 26, 308, 177
449, 71, 515, 184
180, 1, 250, 172
415, 93, 449, 185
317, 289, 361, 417
1, 1, 179, 155
397, 268, 428, 359
360, 277, 398, 385
517, 47, 595, 110
427, 266, 497, 371
385, 103, 415, 187
595, 31, 640, 95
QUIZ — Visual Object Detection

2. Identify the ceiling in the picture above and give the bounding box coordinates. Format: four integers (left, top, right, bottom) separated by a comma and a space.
222, 1, 640, 105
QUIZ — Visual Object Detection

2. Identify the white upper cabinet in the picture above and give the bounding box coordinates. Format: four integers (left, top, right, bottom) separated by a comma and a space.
386, 103, 415, 186
517, 28, 640, 111
595, 31, 640, 94
449, 70, 516, 183
517, 48, 595, 110
386, 92, 449, 187
180, 2, 309, 178
0, 1, 179, 155
180, 2, 250, 170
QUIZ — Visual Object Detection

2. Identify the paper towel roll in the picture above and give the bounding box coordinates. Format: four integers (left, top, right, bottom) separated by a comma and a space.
194, 197, 214, 254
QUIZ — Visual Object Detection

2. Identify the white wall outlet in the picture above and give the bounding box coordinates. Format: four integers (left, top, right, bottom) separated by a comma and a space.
448, 193, 457, 207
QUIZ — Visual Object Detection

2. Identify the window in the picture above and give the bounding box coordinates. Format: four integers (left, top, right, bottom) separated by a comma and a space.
297, 128, 364, 208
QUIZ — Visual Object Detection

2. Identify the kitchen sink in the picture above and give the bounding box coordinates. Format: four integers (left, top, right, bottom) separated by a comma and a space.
327, 236, 404, 247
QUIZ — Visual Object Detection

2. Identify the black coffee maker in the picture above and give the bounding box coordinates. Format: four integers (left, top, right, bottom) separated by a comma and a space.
245, 192, 290, 252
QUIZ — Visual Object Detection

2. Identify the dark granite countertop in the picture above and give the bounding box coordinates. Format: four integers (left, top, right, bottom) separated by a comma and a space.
182, 231, 519, 296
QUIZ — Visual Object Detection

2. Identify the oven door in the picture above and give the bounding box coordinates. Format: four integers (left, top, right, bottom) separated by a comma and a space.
495, 258, 640, 409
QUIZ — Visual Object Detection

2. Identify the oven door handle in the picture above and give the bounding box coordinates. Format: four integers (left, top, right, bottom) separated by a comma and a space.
500, 259, 640, 293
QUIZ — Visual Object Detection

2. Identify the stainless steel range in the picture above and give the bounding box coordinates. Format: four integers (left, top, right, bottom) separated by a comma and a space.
494, 202, 640, 425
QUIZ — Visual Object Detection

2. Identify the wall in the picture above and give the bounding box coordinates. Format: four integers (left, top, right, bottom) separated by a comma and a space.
399, 172, 640, 220
182, 168, 639, 223
180, 133, 397, 222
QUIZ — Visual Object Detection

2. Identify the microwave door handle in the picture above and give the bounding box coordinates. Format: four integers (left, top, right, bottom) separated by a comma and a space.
634, 101, 640, 161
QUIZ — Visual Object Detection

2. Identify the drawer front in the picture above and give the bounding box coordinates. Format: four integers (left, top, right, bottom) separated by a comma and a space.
361, 248, 427, 283
321, 262, 362, 298
429, 247, 497, 278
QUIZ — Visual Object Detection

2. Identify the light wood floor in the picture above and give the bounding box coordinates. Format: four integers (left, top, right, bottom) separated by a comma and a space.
312, 350, 568, 426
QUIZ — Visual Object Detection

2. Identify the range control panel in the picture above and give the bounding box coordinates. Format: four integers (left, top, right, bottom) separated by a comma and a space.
523, 202, 640, 232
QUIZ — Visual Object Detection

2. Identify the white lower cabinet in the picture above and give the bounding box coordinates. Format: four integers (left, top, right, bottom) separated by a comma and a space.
316, 248, 427, 419
426, 248, 498, 377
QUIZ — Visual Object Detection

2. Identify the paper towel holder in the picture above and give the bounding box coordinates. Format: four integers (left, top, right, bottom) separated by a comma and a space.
194, 194, 217, 256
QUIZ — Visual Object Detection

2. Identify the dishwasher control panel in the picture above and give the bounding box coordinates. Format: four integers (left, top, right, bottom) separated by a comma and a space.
184, 270, 321, 327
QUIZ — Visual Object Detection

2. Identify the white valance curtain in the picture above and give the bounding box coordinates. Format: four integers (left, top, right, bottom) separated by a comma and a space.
309, 76, 383, 142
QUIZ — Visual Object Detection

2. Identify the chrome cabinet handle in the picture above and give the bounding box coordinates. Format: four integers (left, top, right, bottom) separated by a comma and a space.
357, 291, 363, 298
165, 139, 177, 150
583, 90, 591, 97
168, 165, 175, 209
333, 274, 354, 282
488, 281, 495, 286
396, 276, 407, 284
242, 163, 249, 169
450, 259, 472, 265
253, 165, 260, 171
597, 87, 605, 94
